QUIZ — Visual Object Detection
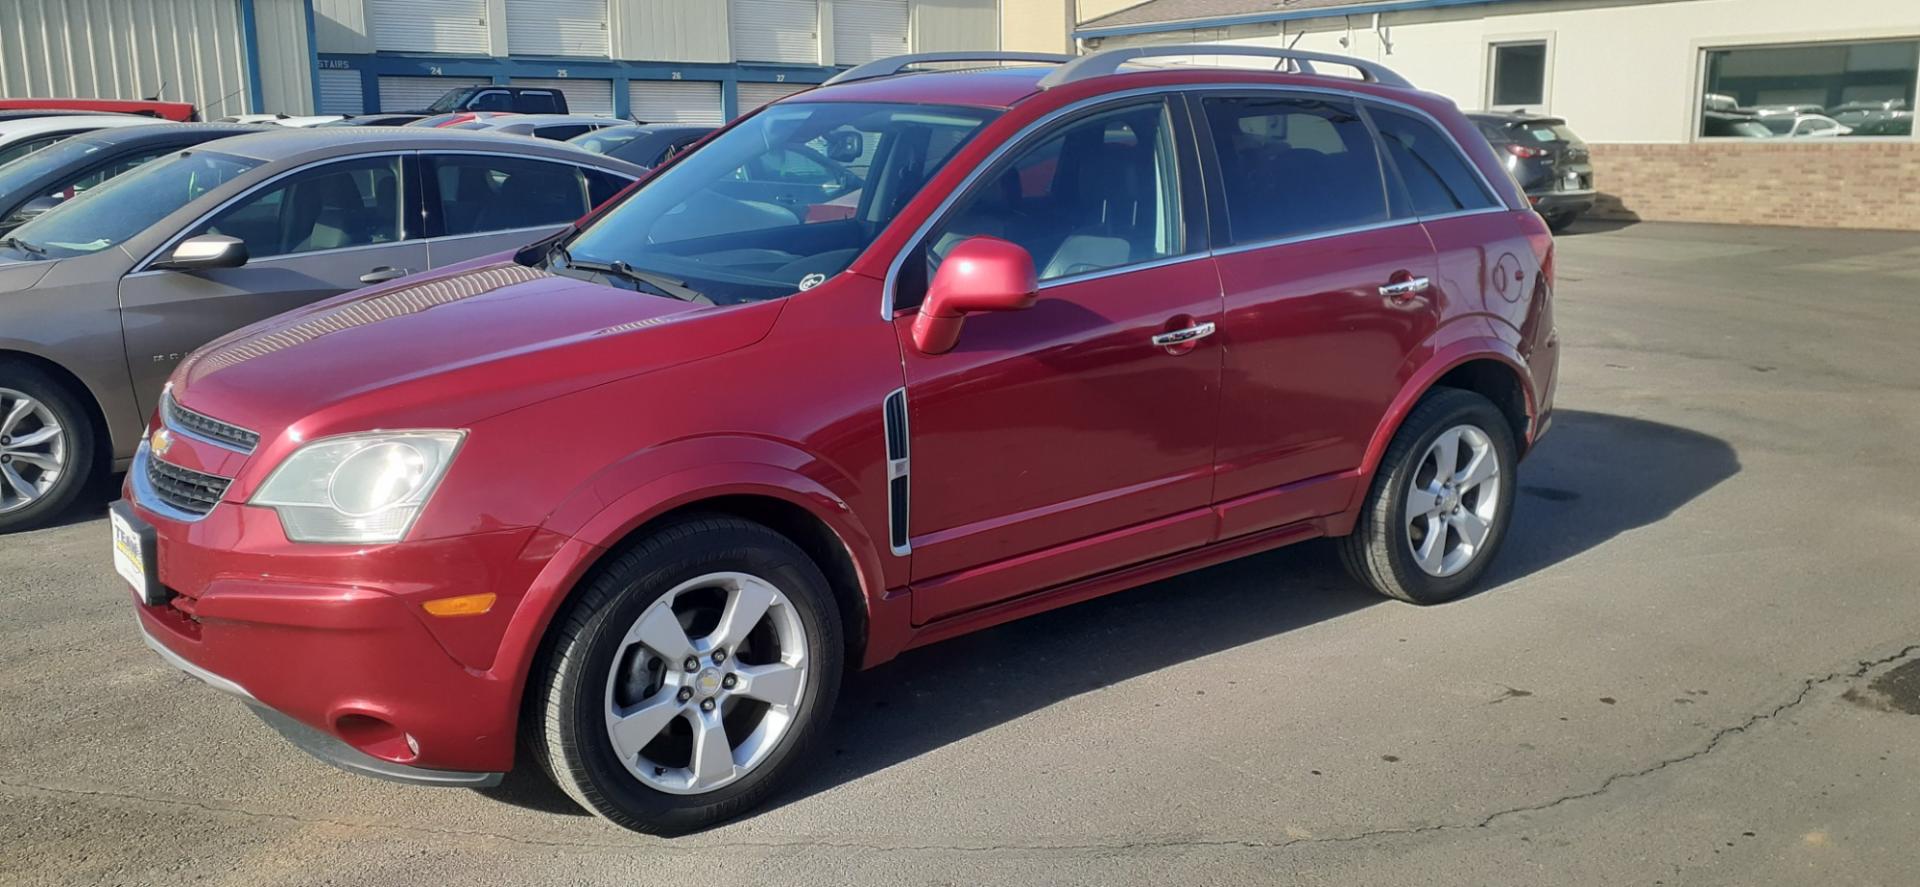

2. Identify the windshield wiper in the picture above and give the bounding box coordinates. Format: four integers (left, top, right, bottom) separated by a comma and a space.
554, 246, 709, 304
0, 236, 46, 257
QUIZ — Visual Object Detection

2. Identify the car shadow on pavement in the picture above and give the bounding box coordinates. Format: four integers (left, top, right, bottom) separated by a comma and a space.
760, 408, 1738, 814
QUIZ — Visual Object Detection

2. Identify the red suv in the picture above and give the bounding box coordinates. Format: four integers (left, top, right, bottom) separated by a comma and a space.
121, 48, 1558, 834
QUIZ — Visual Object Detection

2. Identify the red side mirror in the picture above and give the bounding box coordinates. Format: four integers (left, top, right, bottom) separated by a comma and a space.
911, 236, 1039, 355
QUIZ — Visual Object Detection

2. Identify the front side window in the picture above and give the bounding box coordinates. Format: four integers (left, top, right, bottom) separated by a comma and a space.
555, 101, 994, 305
1369, 106, 1500, 216
5, 150, 262, 259
922, 100, 1185, 287
1489, 41, 1548, 109
195, 156, 403, 259
1201, 95, 1389, 244
1701, 40, 1919, 139
425, 154, 592, 236
469, 91, 514, 112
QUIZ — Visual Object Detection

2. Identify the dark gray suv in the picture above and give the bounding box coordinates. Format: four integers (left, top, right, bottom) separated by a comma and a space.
0, 128, 642, 530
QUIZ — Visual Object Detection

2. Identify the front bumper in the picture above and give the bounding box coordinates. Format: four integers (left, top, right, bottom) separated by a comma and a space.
139, 619, 502, 787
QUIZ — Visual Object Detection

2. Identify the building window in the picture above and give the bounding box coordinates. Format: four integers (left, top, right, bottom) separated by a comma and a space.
1700, 40, 1919, 139
1488, 41, 1548, 109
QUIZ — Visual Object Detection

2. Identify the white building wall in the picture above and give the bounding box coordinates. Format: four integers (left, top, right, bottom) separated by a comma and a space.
1086, 0, 1920, 143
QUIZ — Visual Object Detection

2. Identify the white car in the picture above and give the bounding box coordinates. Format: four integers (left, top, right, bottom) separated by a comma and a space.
0, 114, 159, 166
457, 113, 627, 142
1759, 113, 1852, 138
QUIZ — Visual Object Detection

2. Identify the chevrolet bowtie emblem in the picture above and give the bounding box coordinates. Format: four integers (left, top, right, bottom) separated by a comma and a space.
150, 427, 173, 458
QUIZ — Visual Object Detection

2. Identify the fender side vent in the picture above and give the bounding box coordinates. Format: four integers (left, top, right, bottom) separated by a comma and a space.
883, 388, 910, 555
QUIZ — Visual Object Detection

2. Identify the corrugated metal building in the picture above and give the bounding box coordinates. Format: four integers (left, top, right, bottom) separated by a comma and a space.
0, 0, 313, 119
311, 0, 1008, 121
0, 0, 1025, 121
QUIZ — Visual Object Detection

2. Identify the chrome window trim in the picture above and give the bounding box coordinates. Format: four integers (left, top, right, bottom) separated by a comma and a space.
1414, 206, 1513, 224
1209, 217, 1424, 259
123, 238, 423, 280
1037, 251, 1211, 291
421, 222, 567, 245
879, 82, 1513, 319
135, 150, 635, 274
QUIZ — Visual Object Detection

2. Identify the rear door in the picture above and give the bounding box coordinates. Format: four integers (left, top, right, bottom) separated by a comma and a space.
118, 154, 427, 404
418, 152, 634, 265
1196, 92, 1442, 538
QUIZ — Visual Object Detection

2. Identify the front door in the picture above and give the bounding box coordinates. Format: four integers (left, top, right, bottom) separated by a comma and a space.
118, 155, 426, 409
893, 97, 1223, 624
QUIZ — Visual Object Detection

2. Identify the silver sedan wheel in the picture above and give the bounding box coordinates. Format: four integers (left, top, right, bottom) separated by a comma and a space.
1405, 424, 1501, 577
0, 388, 66, 515
604, 571, 809, 796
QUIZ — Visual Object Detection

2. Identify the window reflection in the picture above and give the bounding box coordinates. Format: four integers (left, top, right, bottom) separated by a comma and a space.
1700, 40, 1918, 139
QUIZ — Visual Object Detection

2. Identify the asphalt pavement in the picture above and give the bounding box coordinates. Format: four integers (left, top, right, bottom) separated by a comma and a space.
3, 220, 1918, 886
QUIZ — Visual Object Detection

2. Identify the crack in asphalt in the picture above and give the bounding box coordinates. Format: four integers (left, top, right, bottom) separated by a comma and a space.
5, 643, 1916, 857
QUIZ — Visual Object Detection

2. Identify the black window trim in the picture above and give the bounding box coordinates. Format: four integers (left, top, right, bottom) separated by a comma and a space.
888, 92, 1212, 315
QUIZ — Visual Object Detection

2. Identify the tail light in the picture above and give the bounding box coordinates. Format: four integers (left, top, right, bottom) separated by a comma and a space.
1506, 144, 1550, 159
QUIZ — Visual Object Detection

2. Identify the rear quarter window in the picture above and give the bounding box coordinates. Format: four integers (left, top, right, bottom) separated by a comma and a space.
1368, 106, 1501, 216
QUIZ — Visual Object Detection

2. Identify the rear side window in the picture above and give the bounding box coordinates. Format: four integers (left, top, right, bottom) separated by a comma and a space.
424, 154, 590, 236
584, 169, 631, 207
1368, 106, 1499, 216
1200, 95, 1389, 244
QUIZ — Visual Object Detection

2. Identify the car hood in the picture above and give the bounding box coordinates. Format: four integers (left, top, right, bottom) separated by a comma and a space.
172, 256, 783, 438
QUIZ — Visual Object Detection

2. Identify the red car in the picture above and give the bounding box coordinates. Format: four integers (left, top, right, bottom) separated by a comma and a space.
0, 97, 198, 121
122, 47, 1558, 834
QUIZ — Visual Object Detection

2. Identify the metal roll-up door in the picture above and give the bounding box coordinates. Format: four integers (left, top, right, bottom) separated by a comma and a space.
730, 0, 819, 64
317, 70, 365, 116
833, 0, 910, 66
506, 0, 609, 57
510, 78, 615, 115
377, 76, 487, 113
736, 82, 810, 116
368, 0, 489, 54
627, 81, 725, 125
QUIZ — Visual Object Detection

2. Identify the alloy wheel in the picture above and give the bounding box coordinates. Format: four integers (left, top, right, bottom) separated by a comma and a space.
0, 387, 66, 515
603, 571, 809, 795
1404, 424, 1501, 577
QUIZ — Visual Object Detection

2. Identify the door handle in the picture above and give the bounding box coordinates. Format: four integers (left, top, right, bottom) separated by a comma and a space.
359, 266, 410, 284
1150, 322, 1216, 348
1379, 277, 1431, 300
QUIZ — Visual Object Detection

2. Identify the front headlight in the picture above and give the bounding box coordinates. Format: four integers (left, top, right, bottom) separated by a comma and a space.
250, 431, 465, 543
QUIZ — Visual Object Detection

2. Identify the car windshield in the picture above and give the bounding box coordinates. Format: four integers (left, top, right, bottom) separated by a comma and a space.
571, 127, 639, 155
0, 136, 108, 198
426, 88, 478, 114
551, 101, 995, 305
3, 150, 261, 260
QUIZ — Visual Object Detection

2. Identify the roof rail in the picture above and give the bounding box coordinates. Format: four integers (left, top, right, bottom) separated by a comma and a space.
823, 51, 1078, 86
1036, 45, 1413, 90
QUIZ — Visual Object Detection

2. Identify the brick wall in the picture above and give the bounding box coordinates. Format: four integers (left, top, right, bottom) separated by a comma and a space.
1587, 142, 1920, 231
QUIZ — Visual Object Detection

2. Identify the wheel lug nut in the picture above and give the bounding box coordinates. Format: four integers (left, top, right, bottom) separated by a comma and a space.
683, 657, 699, 672
700, 698, 716, 712
676, 687, 693, 703
722, 674, 737, 689
711, 649, 727, 665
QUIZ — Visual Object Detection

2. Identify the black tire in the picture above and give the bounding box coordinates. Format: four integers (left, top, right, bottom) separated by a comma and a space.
527, 514, 844, 835
1339, 388, 1518, 604
0, 361, 96, 533
1544, 210, 1578, 234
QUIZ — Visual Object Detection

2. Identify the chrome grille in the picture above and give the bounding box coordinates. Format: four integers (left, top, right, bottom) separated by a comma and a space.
162, 390, 259, 452
145, 457, 230, 515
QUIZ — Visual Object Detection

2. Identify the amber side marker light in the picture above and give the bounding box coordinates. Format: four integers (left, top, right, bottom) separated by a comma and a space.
422, 593, 497, 617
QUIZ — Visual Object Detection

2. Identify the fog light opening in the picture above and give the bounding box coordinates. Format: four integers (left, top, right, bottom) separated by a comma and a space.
335, 713, 418, 763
